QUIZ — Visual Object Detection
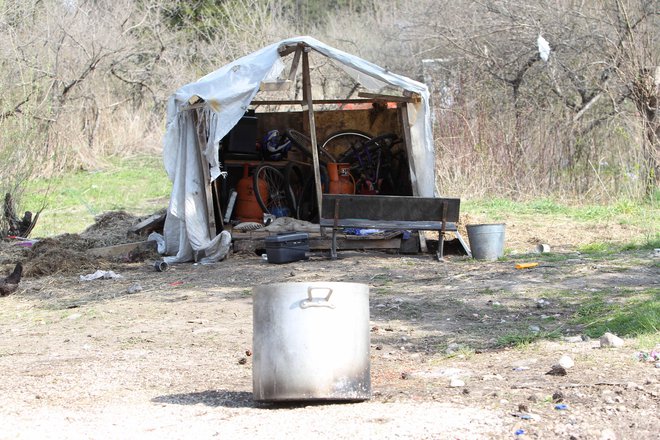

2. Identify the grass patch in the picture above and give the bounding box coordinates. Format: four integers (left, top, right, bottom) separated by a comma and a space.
571, 288, 659, 338
463, 197, 659, 231
22, 155, 171, 237
496, 329, 561, 348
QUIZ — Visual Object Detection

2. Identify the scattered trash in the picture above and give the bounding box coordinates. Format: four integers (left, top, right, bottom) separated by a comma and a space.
245, 349, 252, 357
154, 260, 169, 272
634, 349, 660, 363
535, 243, 551, 253
126, 283, 142, 294
79, 270, 123, 281
515, 429, 525, 436
535, 298, 550, 308
558, 355, 575, 369
238, 357, 247, 365
554, 403, 568, 410
653, 248, 660, 258
528, 325, 541, 333
513, 366, 530, 371
552, 391, 564, 403
169, 281, 183, 287
516, 262, 539, 269
600, 332, 625, 348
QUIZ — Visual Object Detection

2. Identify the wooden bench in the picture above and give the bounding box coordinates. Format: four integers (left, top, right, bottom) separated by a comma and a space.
320, 194, 471, 260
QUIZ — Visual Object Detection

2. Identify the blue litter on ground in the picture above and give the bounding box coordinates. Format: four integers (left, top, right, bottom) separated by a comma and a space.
554, 404, 568, 410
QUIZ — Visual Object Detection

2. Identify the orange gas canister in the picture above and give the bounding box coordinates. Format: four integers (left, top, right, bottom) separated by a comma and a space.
235, 164, 266, 223
327, 163, 355, 194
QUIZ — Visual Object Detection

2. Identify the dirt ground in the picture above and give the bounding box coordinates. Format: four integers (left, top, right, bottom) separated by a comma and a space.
0, 213, 658, 439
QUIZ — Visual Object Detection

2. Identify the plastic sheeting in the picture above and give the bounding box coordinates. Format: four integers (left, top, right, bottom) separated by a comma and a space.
162, 36, 435, 263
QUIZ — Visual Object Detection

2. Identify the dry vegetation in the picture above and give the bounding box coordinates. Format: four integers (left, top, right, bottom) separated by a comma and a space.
0, 0, 658, 204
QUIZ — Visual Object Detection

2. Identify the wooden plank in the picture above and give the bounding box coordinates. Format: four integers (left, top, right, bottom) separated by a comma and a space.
320, 194, 460, 223
301, 46, 323, 219
87, 241, 157, 258
232, 237, 401, 253
418, 231, 428, 253
319, 219, 458, 231
192, 110, 217, 239
358, 92, 421, 103
129, 213, 166, 235
250, 99, 376, 106
398, 103, 418, 196
288, 45, 302, 82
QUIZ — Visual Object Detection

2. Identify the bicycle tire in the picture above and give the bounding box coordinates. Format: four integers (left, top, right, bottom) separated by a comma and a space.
284, 162, 305, 218
322, 130, 373, 162
253, 164, 289, 216
285, 129, 337, 164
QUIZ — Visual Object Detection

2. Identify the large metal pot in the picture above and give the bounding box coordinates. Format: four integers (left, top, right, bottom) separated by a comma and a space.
252, 282, 370, 402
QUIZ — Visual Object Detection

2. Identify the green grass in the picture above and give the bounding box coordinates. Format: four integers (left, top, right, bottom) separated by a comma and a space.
496, 329, 562, 348
21, 155, 171, 237
571, 288, 659, 339
463, 197, 659, 229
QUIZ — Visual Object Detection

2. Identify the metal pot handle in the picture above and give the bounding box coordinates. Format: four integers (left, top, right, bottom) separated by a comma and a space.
300, 287, 335, 309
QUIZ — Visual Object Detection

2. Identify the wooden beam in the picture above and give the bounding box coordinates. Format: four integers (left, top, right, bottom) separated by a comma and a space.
250, 98, 376, 106
301, 47, 323, 218
288, 45, 303, 82
192, 110, 218, 238
358, 91, 421, 103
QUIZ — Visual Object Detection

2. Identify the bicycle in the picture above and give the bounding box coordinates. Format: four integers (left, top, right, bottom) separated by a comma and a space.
334, 132, 404, 194
285, 129, 337, 164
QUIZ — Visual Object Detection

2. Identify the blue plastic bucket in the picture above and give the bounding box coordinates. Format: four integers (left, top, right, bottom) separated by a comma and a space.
466, 223, 505, 260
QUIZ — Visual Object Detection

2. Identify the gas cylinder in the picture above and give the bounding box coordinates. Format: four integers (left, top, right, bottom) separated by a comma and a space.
327, 163, 355, 194
235, 164, 266, 222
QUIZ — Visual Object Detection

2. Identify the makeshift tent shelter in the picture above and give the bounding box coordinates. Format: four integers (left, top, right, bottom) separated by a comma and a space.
161, 36, 435, 263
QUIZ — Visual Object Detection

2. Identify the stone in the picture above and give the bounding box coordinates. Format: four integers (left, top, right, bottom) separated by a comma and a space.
127, 283, 143, 294
558, 355, 575, 369
449, 378, 465, 387
600, 428, 617, 440
600, 332, 625, 348
564, 336, 583, 343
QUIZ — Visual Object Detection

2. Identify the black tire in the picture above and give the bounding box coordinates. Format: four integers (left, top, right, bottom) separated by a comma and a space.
253, 164, 289, 217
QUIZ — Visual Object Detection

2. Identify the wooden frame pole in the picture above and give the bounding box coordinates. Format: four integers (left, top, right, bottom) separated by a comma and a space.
301, 45, 323, 217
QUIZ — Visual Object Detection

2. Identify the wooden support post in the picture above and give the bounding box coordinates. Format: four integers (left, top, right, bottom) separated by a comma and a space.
192, 109, 218, 239
301, 45, 323, 218
398, 103, 419, 196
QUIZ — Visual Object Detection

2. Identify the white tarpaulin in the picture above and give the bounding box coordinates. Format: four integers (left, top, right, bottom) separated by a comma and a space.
162, 36, 435, 263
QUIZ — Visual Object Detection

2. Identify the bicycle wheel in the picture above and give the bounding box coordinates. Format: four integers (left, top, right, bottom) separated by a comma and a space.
322, 130, 373, 162
253, 164, 289, 217
284, 162, 305, 219
296, 166, 329, 222
286, 129, 337, 164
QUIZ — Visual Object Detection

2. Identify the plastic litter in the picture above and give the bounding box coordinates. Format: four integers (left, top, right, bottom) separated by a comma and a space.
516, 262, 539, 269
515, 429, 525, 436
79, 270, 123, 281
554, 404, 568, 410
